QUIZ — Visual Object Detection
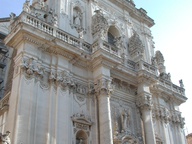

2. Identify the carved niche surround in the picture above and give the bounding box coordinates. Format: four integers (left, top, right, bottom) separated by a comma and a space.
71, 113, 92, 144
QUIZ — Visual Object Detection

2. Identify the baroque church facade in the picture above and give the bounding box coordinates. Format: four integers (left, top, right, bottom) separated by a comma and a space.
0, 0, 187, 144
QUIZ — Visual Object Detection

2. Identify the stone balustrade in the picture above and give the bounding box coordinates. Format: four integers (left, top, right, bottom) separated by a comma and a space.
136, 60, 158, 76
92, 40, 121, 57
10, 12, 92, 54
158, 80, 185, 96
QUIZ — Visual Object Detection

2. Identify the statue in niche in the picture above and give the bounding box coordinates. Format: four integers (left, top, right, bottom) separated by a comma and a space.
0, 131, 11, 144
121, 109, 130, 132
73, 11, 82, 28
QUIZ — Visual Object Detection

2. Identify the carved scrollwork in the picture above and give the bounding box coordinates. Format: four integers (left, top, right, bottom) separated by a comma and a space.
21, 57, 45, 78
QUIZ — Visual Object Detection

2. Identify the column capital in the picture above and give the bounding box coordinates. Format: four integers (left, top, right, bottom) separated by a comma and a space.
136, 92, 153, 110
94, 77, 114, 96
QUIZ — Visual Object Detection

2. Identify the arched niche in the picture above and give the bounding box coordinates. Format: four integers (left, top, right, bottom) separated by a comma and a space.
72, 113, 92, 144
75, 130, 88, 144
73, 6, 83, 28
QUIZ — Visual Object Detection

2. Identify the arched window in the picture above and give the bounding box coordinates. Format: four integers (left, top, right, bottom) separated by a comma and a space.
107, 26, 120, 45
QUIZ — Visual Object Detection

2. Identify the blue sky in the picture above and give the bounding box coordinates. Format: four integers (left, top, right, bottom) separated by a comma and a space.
1, 0, 192, 135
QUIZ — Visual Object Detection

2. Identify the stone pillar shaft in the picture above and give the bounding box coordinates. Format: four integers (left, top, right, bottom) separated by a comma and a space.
98, 92, 113, 144
141, 108, 156, 144
95, 77, 113, 144
136, 84, 156, 144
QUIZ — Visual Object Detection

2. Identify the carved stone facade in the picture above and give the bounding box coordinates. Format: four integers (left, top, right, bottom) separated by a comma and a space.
0, 0, 187, 144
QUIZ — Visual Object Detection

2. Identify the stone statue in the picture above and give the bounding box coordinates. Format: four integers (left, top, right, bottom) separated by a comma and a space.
151, 56, 157, 66
74, 12, 82, 27
23, 0, 30, 13
179, 79, 184, 88
0, 131, 11, 144
121, 109, 130, 132
167, 73, 171, 81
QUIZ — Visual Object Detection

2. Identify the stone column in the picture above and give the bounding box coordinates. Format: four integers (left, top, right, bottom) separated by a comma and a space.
136, 84, 156, 144
95, 77, 113, 144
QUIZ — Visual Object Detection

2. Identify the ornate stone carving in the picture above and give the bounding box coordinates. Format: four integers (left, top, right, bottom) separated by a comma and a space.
179, 79, 184, 88
159, 72, 171, 81
0, 131, 11, 144
21, 57, 44, 78
152, 105, 185, 128
128, 30, 144, 61
121, 109, 131, 132
56, 71, 75, 89
91, 10, 108, 37
136, 94, 152, 110
71, 113, 92, 131
112, 78, 137, 95
23, 0, 30, 13
94, 77, 114, 96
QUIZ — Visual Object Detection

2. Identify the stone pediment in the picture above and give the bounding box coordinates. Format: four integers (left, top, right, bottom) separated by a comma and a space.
71, 113, 92, 126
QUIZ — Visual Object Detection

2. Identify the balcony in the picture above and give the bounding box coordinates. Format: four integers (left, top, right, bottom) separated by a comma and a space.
9, 12, 92, 54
